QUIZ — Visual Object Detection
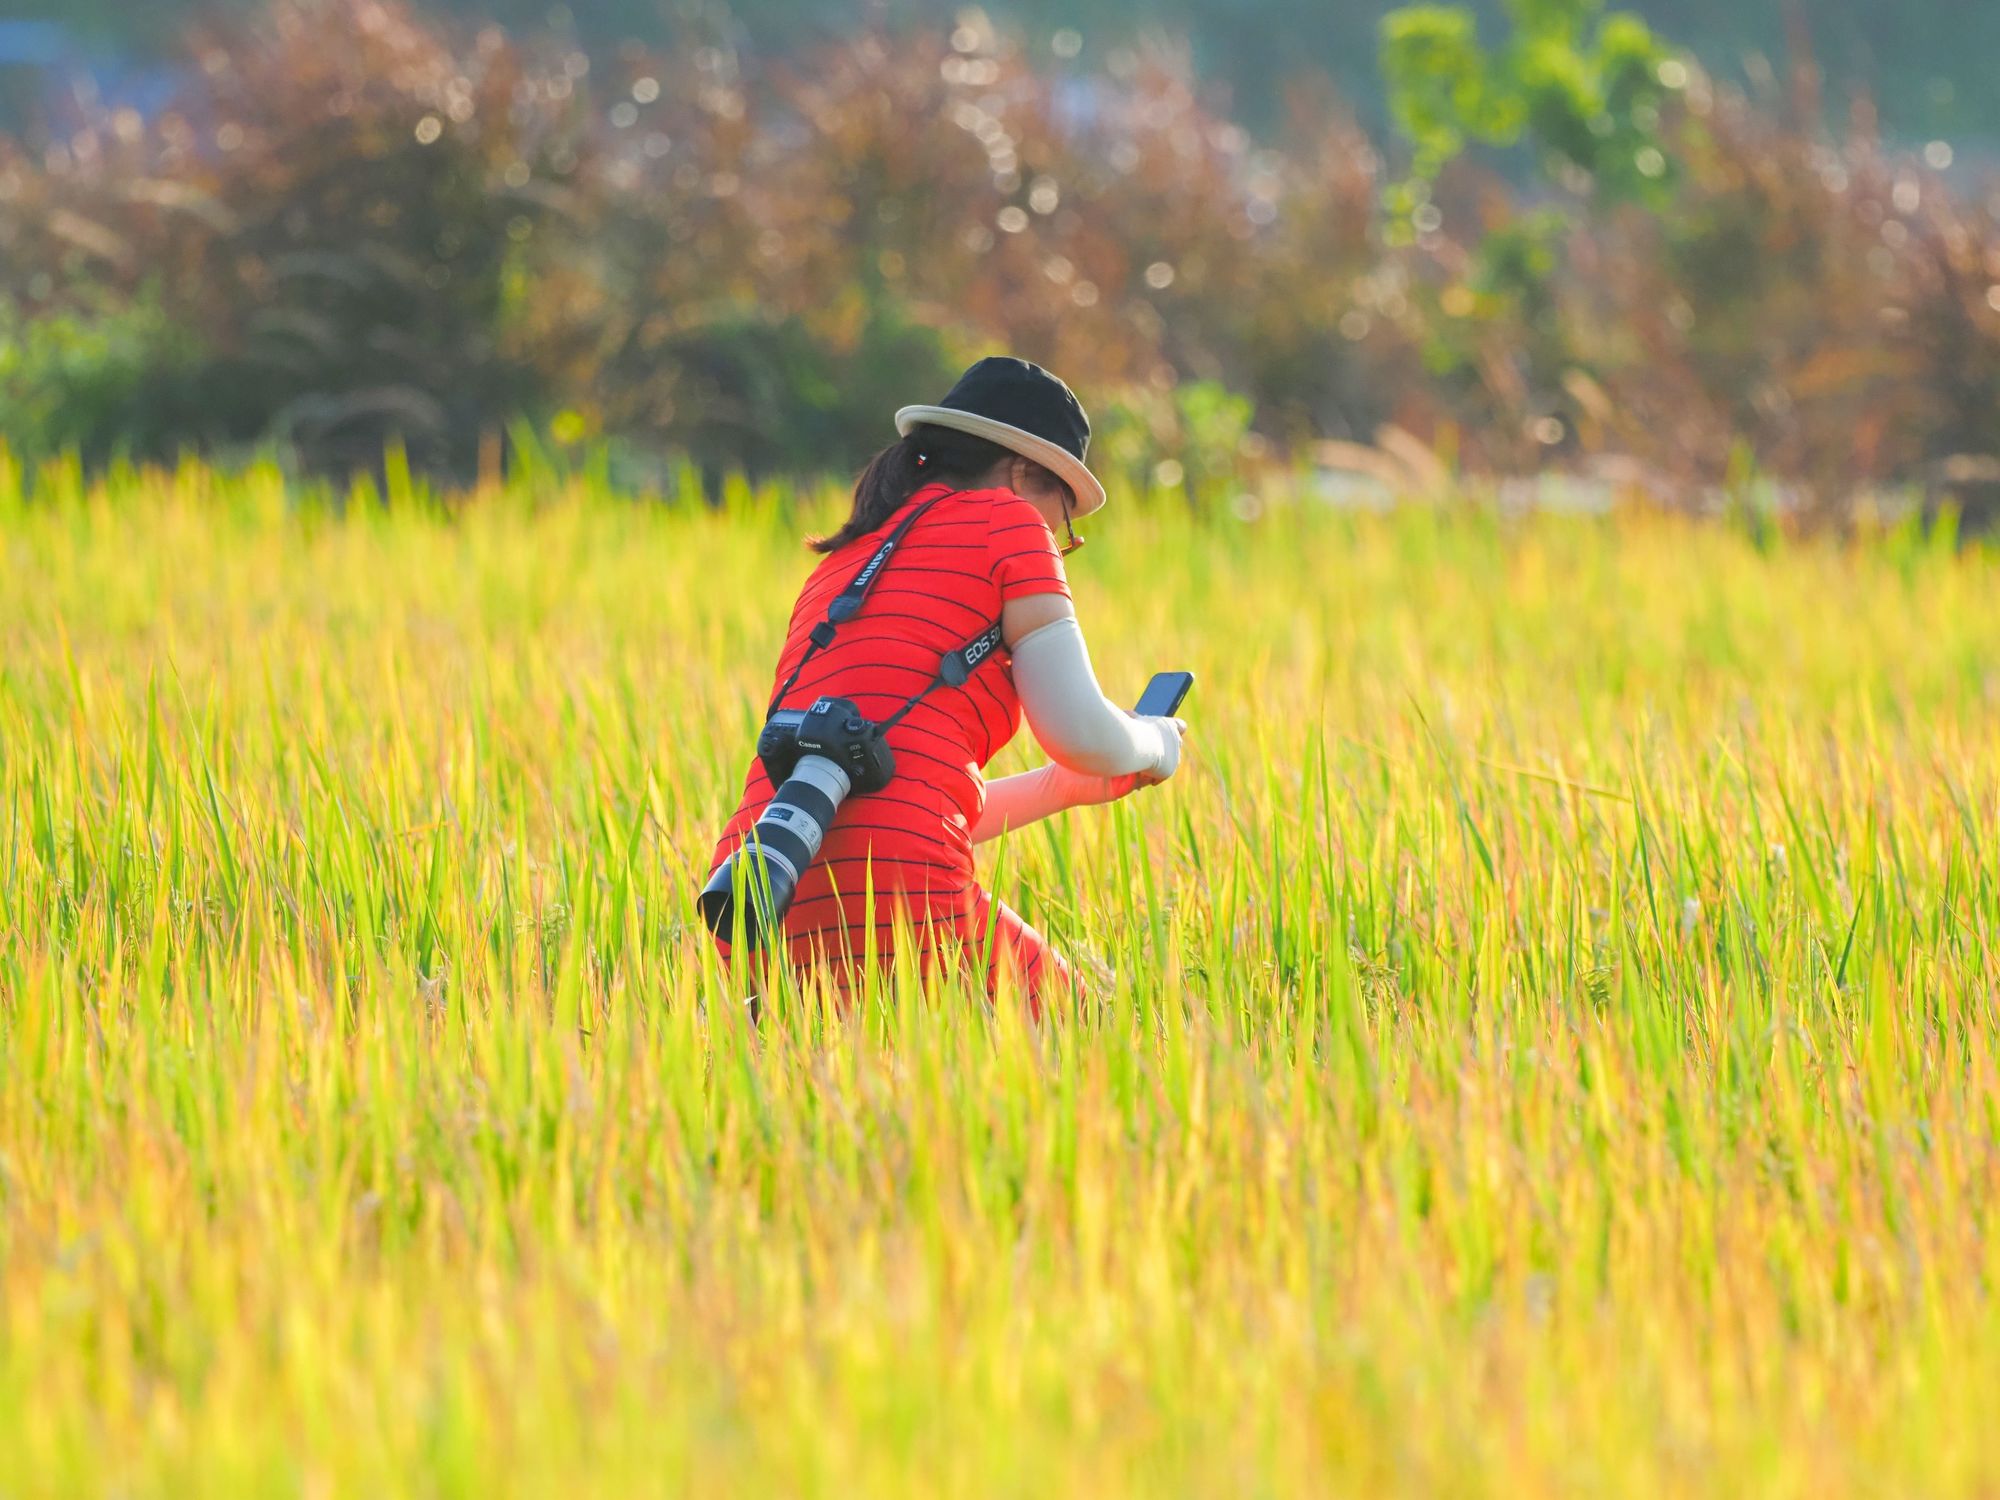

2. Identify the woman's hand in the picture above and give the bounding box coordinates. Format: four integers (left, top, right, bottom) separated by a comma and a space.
1050, 717, 1188, 801
1132, 714, 1189, 785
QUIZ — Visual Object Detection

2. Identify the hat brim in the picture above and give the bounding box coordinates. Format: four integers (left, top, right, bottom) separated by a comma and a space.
894, 406, 1108, 518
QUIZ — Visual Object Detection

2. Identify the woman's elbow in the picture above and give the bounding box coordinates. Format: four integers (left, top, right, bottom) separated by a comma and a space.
1037, 720, 1159, 777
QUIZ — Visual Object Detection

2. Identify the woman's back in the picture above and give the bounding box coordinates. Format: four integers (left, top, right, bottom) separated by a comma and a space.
710, 482, 1069, 961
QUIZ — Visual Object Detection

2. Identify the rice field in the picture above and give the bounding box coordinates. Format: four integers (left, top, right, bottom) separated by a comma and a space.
3, 449, 1999, 1496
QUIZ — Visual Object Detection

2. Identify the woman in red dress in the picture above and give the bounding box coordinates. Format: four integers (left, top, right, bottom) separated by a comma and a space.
703, 358, 1188, 1008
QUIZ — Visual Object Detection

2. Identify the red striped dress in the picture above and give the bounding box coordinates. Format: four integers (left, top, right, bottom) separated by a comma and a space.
708, 483, 1073, 1000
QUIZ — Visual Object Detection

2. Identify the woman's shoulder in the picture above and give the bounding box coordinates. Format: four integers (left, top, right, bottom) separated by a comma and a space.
893, 486, 1057, 561
933, 485, 1050, 534
908, 484, 1011, 535
941, 483, 1023, 507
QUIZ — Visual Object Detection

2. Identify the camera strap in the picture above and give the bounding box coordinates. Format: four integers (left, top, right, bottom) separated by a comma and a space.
875, 619, 1006, 733
766, 488, 1006, 724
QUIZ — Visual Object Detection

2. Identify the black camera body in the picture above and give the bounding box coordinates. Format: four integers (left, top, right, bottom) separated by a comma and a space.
703, 696, 897, 947
757, 695, 897, 796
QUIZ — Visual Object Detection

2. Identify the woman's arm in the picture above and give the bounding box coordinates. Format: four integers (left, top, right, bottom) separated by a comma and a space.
1013, 616, 1178, 776
966, 599, 1186, 842
969, 763, 1145, 844
1001, 593, 1184, 779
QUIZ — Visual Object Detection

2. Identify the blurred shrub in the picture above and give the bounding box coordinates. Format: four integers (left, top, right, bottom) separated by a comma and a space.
1, 0, 1998, 521
1094, 380, 1257, 501
1581, 81, 2000, 518
0, 292, 218, 459
0, 4, 1411, 488
0, 0, 595, 475
576, 24, 1392, 480
1373, 0, 2000, 518
594, 298, 963, 487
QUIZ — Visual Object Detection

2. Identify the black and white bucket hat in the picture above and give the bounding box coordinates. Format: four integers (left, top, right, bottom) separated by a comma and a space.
895, 356, 1108, 518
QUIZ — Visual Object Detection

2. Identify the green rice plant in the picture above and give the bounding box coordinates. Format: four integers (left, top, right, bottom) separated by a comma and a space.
1, 448, 1998, 1496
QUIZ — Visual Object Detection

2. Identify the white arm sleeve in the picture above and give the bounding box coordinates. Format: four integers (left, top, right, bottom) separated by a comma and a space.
1009, 616, 1182, 777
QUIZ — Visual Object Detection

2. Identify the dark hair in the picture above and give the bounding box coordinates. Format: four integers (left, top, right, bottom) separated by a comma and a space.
811, 424, 1016, 554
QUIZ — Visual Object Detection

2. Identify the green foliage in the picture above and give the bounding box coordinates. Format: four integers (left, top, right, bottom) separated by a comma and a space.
1381, 0, 1679, 215
0, 293, 221, 463
1093, 380, 1257, 504
616, 297, 965, 484
1378, 7, 1520, 183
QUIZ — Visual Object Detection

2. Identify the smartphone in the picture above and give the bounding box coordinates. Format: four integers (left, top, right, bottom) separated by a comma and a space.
1134, 670, 1195, 717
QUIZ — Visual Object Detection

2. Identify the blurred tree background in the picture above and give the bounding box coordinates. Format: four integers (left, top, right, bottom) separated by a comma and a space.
3, 0, 1999, 522
8, 0, 1996, 143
